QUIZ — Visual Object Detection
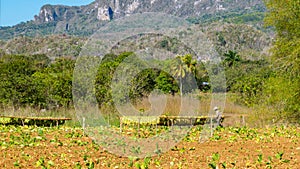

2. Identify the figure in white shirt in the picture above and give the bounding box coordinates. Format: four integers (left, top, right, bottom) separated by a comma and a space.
214, 107, 222, 127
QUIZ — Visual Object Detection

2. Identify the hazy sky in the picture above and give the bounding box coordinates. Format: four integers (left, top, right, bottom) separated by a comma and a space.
0, 0, 95, 26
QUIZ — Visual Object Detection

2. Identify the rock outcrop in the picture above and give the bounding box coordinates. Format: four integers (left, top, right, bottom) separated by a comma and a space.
33, 0, 264, 24
34, 5, 81, 23
0, 0, 266, 40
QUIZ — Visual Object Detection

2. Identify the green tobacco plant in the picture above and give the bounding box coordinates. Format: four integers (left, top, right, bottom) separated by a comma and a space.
209, 153, 220, 169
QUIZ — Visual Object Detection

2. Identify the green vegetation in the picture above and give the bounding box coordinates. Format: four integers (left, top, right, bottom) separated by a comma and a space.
92, 52, 209, 108
0, 8, 299, 123
0, 125, 299, 168
0, 21, 58, 41
0, 53, 207, 111
0, 0, 266, 41
0, 35, 85, 58
172, 54, 197, 97
1, 0, 300, 168
0, 55, 74, 110
262, 0, 300, 121
187, 10, 265, 26
197, 0, 300, 124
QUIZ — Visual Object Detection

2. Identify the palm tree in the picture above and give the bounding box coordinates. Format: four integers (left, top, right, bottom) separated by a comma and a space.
172, 54, 197, 97
223, 50, 241, 67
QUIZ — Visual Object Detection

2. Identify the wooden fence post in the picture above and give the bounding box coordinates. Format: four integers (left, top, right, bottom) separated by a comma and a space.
138, 117, 140, 137
120, 117, 123, 133
155, 123, 158, 135
210, 116, 213, 137
82, 117, 85, 135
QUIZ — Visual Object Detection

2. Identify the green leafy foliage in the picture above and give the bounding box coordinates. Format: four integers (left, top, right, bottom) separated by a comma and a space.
95, 53, 204, 106
31, 58, 75, 108
263, 0, 300, 120
0, 125, 299, 168
155, 71, 179, 94
172, 54, 197, 96
0, 52, 203, 114
1, 35, 84, 59
0, 55, 43, 107
187, 5, 266, 25
0, 54, 74, 109
223, 50, 241, 67
94, 52, 132, 105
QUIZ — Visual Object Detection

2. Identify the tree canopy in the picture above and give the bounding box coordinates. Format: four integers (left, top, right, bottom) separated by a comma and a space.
263, 0, 300, 119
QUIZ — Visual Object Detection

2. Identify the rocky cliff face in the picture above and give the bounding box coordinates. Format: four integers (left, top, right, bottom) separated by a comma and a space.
0, 0, 266, 40
0, 0, 271, 58
34, 5, 81, 23
34, 0, 264, 24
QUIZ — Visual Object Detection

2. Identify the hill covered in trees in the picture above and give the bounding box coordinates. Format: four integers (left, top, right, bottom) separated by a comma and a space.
0, 0, 265, 40
0, 0, 299, 125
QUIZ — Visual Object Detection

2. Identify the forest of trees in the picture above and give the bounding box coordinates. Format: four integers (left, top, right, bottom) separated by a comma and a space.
261, 0, 300, 121
0, 51, 268, 110
0, 53, 204, 109
0, 0, 299, 123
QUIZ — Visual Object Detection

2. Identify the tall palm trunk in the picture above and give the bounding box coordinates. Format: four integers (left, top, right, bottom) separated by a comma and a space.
180, 75, 183, 97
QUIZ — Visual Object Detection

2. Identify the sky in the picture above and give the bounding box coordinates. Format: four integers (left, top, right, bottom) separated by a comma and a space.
0, 0, 95, 26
